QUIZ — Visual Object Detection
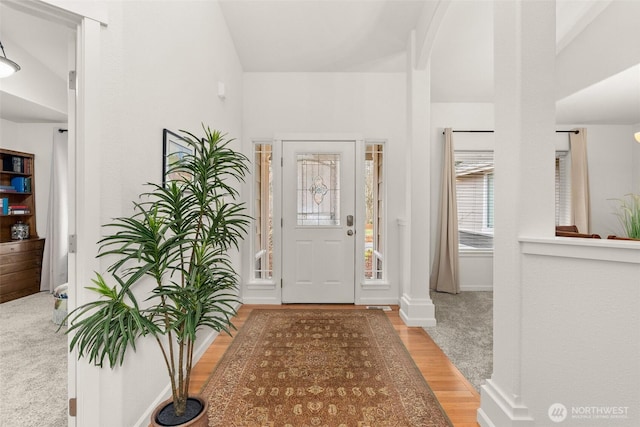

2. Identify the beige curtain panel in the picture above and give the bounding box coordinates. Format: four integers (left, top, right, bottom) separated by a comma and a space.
430, 128, 459, 294
570, 128, 590, 234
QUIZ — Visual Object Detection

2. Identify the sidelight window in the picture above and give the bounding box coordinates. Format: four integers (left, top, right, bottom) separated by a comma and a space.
364, 143, 384, 280
254, 143, 273, 279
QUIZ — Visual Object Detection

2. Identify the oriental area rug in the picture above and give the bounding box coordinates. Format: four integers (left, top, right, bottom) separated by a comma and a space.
201, 309, 452, 426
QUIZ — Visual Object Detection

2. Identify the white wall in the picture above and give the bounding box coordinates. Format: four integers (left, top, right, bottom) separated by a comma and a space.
0, 119, 65, 237
583, 125, 636, 236
94, 1, 243, 426
520, 240, 640, 425
242, 72, 406, 303
558, 124, 636, 237
633, 123, 640, 194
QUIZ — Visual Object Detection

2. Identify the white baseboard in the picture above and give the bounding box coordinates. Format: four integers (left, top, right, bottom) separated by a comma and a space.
356, 297, 399, 306
459, 285, 494, 291
241, 296, 281, 305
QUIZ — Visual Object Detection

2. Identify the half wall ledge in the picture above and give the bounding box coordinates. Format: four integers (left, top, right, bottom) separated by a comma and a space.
520, 236, 640, 264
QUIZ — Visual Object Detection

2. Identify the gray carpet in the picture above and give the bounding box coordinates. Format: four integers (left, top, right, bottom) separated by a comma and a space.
0, 292, 67, 427
425, 291, 493, 392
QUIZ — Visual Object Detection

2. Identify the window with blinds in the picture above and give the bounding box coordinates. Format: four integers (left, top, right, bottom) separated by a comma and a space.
555, 151, 571, 226
455, 150, 572, 251
455, 151, 494, 250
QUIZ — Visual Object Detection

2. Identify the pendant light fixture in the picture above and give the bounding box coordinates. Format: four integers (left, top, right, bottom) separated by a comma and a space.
0, 40, 21, 78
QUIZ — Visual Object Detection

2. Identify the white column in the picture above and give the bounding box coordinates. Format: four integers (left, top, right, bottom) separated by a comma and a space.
400, 31, 436, 327
478, 1, 556, 426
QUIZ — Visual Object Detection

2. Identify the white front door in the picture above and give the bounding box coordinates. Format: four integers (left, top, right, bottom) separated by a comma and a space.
282, 141, 356, 303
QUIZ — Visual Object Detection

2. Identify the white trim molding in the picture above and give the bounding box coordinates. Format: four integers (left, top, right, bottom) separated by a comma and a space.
399, 293, 436, 327
478, 379, 534, 427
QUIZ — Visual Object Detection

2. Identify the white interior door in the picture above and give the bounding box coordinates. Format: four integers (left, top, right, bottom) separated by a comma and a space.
282, 141, 356, 303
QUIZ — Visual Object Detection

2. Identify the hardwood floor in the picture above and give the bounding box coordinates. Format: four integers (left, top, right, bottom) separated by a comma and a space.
190, 305, 481, 427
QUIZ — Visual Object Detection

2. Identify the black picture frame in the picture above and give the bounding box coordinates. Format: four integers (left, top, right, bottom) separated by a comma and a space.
162, 128, 193, 186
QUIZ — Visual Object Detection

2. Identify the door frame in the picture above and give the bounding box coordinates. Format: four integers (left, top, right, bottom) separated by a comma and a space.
6, 2, 107, 425
273, 134, 366, 304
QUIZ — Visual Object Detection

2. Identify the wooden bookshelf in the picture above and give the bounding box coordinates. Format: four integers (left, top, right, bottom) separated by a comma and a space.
0, 148, 44, 302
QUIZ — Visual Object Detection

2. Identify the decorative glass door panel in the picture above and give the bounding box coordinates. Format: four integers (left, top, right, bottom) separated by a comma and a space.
296, 153, 341, 226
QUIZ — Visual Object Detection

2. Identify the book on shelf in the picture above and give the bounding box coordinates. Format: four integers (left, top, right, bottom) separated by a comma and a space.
1, 155, 31, 174
8, 205, 31, 215
0, 198, 8, 215
0, 185, 16, 193
23, 158, 32, 174
10, 176, 30, 193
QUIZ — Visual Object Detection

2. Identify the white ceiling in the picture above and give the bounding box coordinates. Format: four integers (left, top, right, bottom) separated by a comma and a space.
556, 64, 640, 125
1, 0, 638, 125
218, 0, 429, 72
0, 3, 70, 81
0, 0, 71, 123
0, 91, 67, 123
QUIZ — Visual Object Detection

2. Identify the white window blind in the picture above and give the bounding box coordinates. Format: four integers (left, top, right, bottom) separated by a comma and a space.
455, 150, 572, 250
455, 151, 494, 250
555, 151, 571, 226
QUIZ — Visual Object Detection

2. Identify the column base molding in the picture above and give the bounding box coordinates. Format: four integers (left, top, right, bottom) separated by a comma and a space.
477, 379, 534, 427
399, 293, 436, 326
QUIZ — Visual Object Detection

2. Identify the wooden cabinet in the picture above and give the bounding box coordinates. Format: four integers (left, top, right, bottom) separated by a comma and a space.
0, 149, 44, 303
0, 238, 45, 302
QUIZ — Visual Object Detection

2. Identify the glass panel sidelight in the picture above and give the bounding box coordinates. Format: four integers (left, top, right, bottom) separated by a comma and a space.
254, 143, 273, 279
365, 143, 384, 280
296, 153, 341, 226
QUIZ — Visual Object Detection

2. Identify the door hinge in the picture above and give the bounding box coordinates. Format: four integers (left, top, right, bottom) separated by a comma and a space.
68, 71, 77, 90
281, 218, 283, 227
69, 398, 77, 417
68, 234, 77, 253
281, 278, 283, 288
281, 157, 283, 167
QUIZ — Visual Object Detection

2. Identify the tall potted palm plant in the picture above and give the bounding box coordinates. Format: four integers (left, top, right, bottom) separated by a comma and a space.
65, 126, 250, 426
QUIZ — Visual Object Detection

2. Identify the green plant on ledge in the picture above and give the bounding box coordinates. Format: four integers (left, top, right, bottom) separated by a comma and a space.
612, 193, 640, 239
65, 126, 250, 421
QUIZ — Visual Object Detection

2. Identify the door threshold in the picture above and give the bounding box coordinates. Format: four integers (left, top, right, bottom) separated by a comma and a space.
366, 305, 392, 311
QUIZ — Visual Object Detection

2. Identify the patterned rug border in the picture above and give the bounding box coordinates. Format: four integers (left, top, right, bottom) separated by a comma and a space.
200, 309, 453, 426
